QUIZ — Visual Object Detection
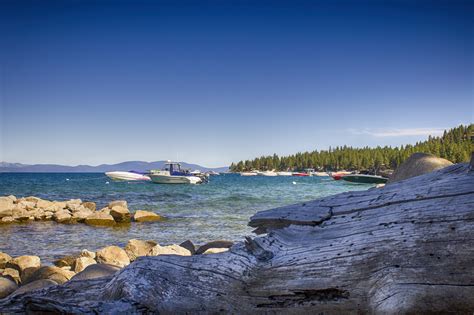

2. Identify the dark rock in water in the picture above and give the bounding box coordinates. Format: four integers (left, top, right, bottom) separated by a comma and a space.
24, 266, 75, 285
179, 240, 196, 255
388, 152, 452, 184
70, 264, 120, 281
12, 279, 58, 296
0, 277, 17, 298
195, 240, 234, 255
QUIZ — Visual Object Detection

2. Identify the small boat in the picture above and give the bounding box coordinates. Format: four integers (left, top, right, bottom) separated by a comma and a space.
207, 171, 220, 176
313, 172, 330, 177
277, 171, 293, 176
331, 171, 352, 180
260, 171, 278, 176
241, 171, 258, 176
149, 162, 202, 184
341, 174, 388, 184
292, 172, 309, 177
105, 171, 151, 181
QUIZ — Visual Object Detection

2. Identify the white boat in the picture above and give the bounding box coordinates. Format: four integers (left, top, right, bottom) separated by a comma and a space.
105, 171, 151, 181
149, 162, 202, 184
313, 172, 330, 177
260, 171, 278, 176
277, 171, 293, 176
241, 171, 258, 176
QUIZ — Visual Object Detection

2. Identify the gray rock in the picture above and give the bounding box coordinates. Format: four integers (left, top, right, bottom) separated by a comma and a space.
388, 152, 453, 184
0, 277, 17, 298
70, 263, 120, 281
179, 240, 196, 255
11, 279, 57, 296
195, 240, 234, 255
24, 266, 75, 285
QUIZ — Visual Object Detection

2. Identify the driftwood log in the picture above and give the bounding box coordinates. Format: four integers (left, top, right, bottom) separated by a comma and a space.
1, 161, 473, 314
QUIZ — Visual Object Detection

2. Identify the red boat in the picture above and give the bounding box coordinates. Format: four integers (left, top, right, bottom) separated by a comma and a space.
292, 172, 309, 177
332, 174, 343, 180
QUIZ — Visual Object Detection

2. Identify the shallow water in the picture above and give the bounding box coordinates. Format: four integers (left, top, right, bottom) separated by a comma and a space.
0, 173, 371, 263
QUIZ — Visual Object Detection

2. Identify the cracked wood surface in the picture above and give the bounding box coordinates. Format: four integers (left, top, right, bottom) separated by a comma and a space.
1, 163, 473, 314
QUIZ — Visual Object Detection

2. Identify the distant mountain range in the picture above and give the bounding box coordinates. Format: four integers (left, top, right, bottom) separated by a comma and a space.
0, 161, 229, 173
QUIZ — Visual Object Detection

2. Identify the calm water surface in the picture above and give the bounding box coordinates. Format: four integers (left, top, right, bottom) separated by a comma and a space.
0, 173, 371, 263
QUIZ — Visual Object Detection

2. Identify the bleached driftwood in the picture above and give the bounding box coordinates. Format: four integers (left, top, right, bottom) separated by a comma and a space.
1, 161, 473, 314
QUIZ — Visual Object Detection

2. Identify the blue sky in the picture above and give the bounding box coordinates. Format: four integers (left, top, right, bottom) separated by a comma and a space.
1, 0, 472, 167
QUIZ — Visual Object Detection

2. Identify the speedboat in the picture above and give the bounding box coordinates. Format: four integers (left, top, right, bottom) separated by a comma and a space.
260, 171, 278, 176
241, 171, 258, 176
105, 171, 151, 181
313, 172, 330, 177
149, 162, 202, 184
331, 171, 352, 180
277, 171, 293, 176
341, 174, 388, 184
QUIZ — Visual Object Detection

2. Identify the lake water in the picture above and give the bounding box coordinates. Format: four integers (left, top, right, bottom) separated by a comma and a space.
0, 173, 372, 263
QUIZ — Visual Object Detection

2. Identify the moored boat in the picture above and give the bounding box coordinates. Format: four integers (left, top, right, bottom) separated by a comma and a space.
149, 162, 202, 184
276, 171, 293, 176
260, 171, 278, 176
313, 171, 330, 177
292, 172, 309, 177
105, 171, 151, 181
341, 174, 388, 184
241, 171, 258, 176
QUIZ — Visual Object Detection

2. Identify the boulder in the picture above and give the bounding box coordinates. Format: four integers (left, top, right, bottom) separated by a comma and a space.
73, 257, 97, 273
0, 197, 13, 218
23, 266, 75, 285
24, 196, 41, 204
110, 206, 131, 223
203, 248, 229, 254
1, 217, 15, 224
66, 199, 82, 209
53, 254, 80, 268
52, 201, 67, 211
67, 203, 83, 212
0, 277, 17, 299
133, 210, 163, 222
18, 200, 36, 211
388, 152, 453, 184
2, 268, 21, 284
96, 246, 130, 268
82, 202, 96, 211
195, 240, 234, 255
11, 279, 57, 296
85, 212, 116, 227
11, 206, 30, 222
53, 210, 74, 223
0, 252, 12, 269
124, 239, 157, 261
6, 195, 17, 202
108, 200, 127, 209
70, 264, 120, 281
36, 199, 53, 209
80, 249, 96, 259
97, 207, 111, 215
72, 209, 94, 222
150, 244, 191, 256
6, 256, 41, 275
179, 240, 196, 255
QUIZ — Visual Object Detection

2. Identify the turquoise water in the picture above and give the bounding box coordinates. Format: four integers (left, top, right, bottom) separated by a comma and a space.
0, 173, 371, 263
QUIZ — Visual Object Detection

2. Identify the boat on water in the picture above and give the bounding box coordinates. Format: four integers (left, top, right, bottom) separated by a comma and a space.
331, 171, 352, 180
149, 162, 202, 184
341, 174, 388, 184
292, 172, 309, 177
260, 171, 278, 176
277, 171, 293, 176
241, 171, 258, 176
313, 171, 330, 177
105, 171, 151, 181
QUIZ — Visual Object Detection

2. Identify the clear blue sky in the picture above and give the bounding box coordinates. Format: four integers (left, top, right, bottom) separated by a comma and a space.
1, 0, 472, 167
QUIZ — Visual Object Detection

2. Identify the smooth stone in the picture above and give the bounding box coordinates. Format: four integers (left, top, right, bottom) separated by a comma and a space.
11, 279, 58, 296
53, 210, 74, 223
150, 244, 191, 256
6, 256, 41, 274
2, 268, 21, 284
80, 249, 96, 259
70, 264, 120, 281
72, 209, 93, 222
110, 206, 131, 223
108, 200, 128, 209
388, 152, 453, 184
6, 195, 17, 202
133, 210, 163, 222
24, 266, 75, 285
179, 240, 196, 255
0, 252, 12, 269
202, 248, 229, 254
82, 201, 96, 211
66, 199, 82, 208
0, 197, 13, 218
85, 212, 116, 227
0, 277, 18, 298
96, 246, 130, 268
67, 203, 82, 211
54, 254, 80, 268
73, 257, 97, 273
124, 239, 157, 261
195, 240, 234, 255
1, 216, 15, 224
36, 199, 53, 209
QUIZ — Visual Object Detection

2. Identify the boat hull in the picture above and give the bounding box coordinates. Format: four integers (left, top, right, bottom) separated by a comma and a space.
341, 174, 388, 184
149, 174, 202, 184
105, 171, 151, 181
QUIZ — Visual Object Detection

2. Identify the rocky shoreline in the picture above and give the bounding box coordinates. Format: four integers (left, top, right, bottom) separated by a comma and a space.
0, 238, 233, 299
0, 196, 163, 226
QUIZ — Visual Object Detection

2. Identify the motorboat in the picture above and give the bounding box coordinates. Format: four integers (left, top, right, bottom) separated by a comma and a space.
207, 171, 220, 176
105, 171, 151, 181
260, 171, 278, 176
149, 162, 202, 184
341, 174, 388, 184
331, 171, 352, 180
292, 172, 309, 177
277, 171, 293, 176
241, 171, 258, 176
313, 172, 330, 177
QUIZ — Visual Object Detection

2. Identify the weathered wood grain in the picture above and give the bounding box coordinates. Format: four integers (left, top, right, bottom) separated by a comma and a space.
1, 162, 473, 314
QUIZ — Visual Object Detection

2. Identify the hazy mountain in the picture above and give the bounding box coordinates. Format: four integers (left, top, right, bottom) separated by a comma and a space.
0, 161, 229, 173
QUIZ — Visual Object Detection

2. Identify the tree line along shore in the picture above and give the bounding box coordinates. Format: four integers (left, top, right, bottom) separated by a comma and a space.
230, 124, 473, 172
